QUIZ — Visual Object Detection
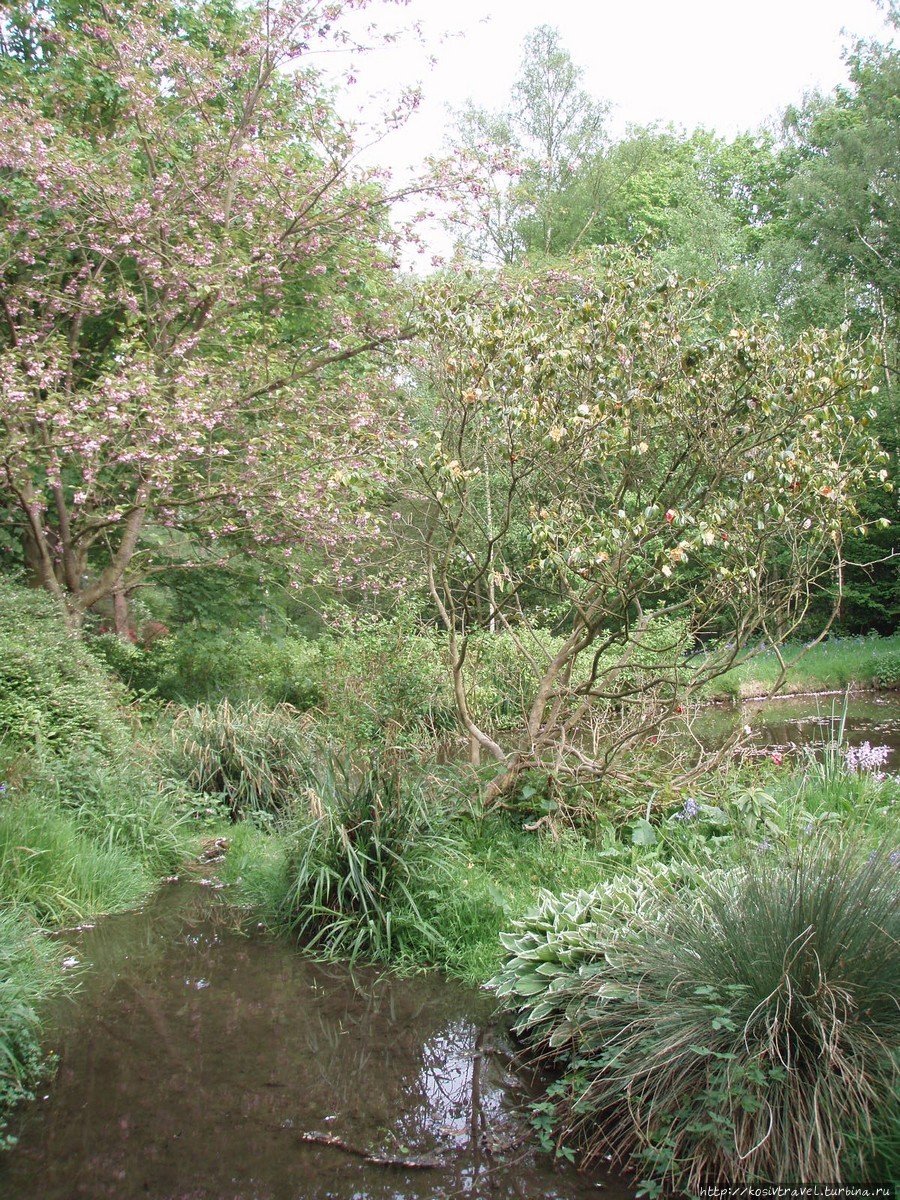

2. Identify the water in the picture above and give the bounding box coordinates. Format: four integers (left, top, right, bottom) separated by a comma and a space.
0, 881, 625, 1200
692, 691, 900, 760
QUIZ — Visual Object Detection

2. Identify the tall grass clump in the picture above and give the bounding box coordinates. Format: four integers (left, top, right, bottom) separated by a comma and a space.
0, 790, 150, 925
163, 699, 317, 821
278, 755, 455, 963
0, 907, 62, 1150
33, 752, 194, 876
494, 840, 899, 1191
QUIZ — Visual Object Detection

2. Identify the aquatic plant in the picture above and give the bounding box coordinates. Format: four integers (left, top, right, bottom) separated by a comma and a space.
279, 755, 454, 962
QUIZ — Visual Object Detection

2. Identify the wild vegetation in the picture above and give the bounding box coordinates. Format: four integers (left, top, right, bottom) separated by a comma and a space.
1, 0, 898, 1191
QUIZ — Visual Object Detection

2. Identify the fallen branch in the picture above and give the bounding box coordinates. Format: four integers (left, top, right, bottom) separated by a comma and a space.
297, 1131, 444, 1169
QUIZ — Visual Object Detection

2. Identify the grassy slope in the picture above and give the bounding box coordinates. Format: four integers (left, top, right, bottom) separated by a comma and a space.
703, 633, 900, 700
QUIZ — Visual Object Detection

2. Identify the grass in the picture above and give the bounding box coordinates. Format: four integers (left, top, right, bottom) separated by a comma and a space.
0, 791, 152, 926
0, 906, 63, 1150
0, 752, 200, 1141
494, 837, 899, 1191
162, 698, 318, 821
703, 632, 900, 700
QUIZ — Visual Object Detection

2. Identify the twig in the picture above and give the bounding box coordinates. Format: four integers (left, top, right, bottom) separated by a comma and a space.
297, 1131, 443, 1169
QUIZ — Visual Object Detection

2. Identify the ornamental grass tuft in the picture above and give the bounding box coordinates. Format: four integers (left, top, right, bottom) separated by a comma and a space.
494, 841, 899, 1192
278, 754, 455, 963
163, 699, 317, 820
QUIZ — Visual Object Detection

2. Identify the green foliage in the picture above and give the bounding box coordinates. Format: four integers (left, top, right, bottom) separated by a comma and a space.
313, 623, 455, 746
410, 251, 885, 798
92, 627, 324, 709
0, 789, 150, 926
0, 908, 60, 1150
705, 632, 900, 700
0, 579, 131, 757
873, 648, 900, 689
493, 840, 900, 1189
278, 757, 454, 963
491, 868, 679, 1044
163, 699, 318, 821
32, 751, 193, 877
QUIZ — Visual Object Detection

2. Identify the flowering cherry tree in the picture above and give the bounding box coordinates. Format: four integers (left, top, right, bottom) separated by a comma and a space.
0, 0, 418, 627
404, 253, 888, 799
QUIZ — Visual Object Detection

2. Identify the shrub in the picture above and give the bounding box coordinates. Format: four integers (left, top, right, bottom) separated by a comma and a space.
314, 623, 455, 747
493, 841, 900, 1190
90, 627, 324, 709
873, 649, 900, 690
163, 699, 317, 820
279, 756, 455, 962
0, 578, 130, 757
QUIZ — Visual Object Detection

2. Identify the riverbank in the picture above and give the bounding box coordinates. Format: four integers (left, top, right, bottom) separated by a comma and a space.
702, 632, 900, 700
2, 580, 897, 1190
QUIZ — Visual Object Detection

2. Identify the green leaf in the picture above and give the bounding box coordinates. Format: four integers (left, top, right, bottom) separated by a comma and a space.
631, 818, 657, 846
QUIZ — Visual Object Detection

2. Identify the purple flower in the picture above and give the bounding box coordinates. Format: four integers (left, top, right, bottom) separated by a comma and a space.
845, 742, 891, 774
673, 797, 700, 822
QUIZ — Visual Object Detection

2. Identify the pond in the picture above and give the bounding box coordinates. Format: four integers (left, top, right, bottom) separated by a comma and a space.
691, 690, 900, 760
0, 880, 627, 1200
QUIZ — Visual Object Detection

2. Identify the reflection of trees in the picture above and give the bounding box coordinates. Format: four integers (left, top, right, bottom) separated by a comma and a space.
3, 882, 613, 1200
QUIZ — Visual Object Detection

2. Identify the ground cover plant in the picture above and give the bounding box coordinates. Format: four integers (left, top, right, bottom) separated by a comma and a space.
0, 579, 132, 760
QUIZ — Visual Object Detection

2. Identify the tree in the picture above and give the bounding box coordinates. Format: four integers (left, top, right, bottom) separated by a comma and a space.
763, 41, 900, 628
780, 41, 900, 329
0, 0, 415, 628
403, 252, 885, 800
444, 25, 609, 263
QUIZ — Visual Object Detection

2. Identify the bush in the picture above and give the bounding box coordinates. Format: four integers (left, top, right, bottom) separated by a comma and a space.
90, 627, 324, 709
0, 578, 131, 757
873, 649, 900, 690
493, 841, 900, 1190
279, 755, 455, 962
163, 699, 317, 820
313, 623, 455, 747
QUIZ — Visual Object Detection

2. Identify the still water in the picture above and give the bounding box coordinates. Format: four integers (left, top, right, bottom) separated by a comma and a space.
692, 691, 900, 759
0, 881, 624, 1200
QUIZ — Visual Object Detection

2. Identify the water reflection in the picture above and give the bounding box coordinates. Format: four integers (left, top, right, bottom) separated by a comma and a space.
691, 692, 900, 759
0, 883, 625, 1200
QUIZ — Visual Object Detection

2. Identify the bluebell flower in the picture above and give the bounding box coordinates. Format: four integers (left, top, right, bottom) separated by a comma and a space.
673, 797, 700, 822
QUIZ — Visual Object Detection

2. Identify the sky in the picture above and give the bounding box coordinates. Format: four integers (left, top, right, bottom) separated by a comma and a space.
320, 0, 895, 264
337, 0, 894, 170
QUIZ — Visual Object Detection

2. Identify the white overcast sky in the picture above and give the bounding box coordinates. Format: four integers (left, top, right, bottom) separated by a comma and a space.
337, 0, 894, 171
